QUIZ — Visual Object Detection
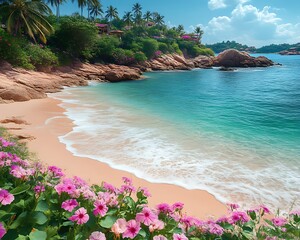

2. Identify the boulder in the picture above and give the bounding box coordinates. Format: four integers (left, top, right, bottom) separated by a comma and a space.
215, 49, 274, 67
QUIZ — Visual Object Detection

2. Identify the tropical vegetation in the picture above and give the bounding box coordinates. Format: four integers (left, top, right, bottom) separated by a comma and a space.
0, 1, 212, 70
0, 130, 300, 239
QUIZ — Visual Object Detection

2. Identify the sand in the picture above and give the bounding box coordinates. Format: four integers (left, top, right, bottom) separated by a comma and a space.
0, 97, 227, 219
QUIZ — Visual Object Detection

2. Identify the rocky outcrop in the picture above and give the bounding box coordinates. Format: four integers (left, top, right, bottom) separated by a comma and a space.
0, 62, 142, 102
279, 49, 300, 55
135, 54, 215, 71
215, 49, 274, 67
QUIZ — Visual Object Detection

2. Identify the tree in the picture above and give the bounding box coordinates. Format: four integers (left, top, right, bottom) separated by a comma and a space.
143, 11, 152, 22
0, 0, 54, 43
194, 26, 204, 42
123, 11, 133, 26
177, 24, 184, 35
134, 13, 142, 26
88, 0, 103, 20
105, 5, 118, 22
47, 0, 65, 21
152, 12, 164, 26
132, 3, 142, 18
76, 0, 87, 16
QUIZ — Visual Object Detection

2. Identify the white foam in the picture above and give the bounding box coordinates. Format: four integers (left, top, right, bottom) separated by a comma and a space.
50, 87, 300, 211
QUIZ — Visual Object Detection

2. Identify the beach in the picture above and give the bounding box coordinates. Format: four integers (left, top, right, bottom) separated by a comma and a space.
0, 97, 227, 218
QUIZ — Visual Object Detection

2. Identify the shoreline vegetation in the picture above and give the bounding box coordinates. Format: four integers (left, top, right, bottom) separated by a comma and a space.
0, 123, 300, 239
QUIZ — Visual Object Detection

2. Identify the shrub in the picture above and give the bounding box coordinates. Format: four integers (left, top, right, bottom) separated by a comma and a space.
112, 48, 135, 65
142, 38, 159, 59
0, 30, 33, 69
134, 52, 147, 62
0, 135, 299, 240
25, 45, 58, 69
92, 36, 121, 63
158, 42, 169, 53
49, 17, 98, 59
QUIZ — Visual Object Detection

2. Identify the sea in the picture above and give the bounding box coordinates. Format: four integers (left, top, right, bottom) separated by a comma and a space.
51, 54, 300, 210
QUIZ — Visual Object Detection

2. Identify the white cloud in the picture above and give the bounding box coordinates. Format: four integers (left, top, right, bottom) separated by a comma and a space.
208, 0, 227, 10
200, 1, 300, 46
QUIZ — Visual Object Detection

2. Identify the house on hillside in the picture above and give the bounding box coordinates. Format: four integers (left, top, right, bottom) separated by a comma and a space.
145, 22, 155, 27
109, 30, 124, 38
95, 23, 109, 34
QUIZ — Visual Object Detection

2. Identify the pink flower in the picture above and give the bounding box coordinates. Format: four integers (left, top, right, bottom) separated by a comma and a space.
136, 207, 158, 226
89, 231, 106, 240
0, 222, 6, 239
103, 182, 115, 192
156, 203, 171, 214
69, 207, 89, 225
272, 217, 287, 227
139, 187, 151, 197
173, 233, 188, 240
122, 220, 141, 239
149, 219, 165, 232
290, 209, 300, 216
229, 211, 249, 224
259, 205, 271, 214
153, 235, 167, 240
34, 184, 45, 194
172, 202, 184, 211
93, 200, 108, 217
227, 203, 240, 210
0, 189, 14, 205
62, 199, 78, 212
122, 176, 132, 185
208, 223, 224, 236
111, 218, 127, 236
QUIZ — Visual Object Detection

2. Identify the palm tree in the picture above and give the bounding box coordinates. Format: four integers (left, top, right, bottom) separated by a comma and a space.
194, 26, 204, 42
76, 0, 87, 16
143, 11, 152, 22
47, 0, 64, 21
88, 0, 103, 20
134, 13, 142, 26
0, 0, 54, 43
177, 24, 184, 35
123, 11, 132, 26
132, 2, 142, 18
152, 12, 164, 26
105, 5, 118, 22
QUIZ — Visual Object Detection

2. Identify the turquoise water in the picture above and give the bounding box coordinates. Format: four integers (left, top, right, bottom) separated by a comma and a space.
52, 54, 300, 209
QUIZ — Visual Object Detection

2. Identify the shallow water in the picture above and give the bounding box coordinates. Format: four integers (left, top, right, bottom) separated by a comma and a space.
51, 54, 300, 210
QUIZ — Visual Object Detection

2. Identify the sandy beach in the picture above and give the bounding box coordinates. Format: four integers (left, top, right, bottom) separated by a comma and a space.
0, 97, 227, 218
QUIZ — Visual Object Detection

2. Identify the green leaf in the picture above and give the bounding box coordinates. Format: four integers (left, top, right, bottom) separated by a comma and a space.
35, 200, 49, 212
29, 230, 47, 240
138, 229, 147, 238
9, 212, 28, 229
10, 184, 31, 195
32, 211, 48, 225
123, 196, 135, 209
100, 215, 117, 228
15, 235, 28, 240
62, 221, 74, 227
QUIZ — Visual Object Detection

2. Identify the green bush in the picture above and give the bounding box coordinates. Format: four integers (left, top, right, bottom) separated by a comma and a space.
142, 38, 159, 59
0, 29, 33, 69
134, 51, 147, 62
111, 48, 135, 65
49, 17, 98, 59
92, 36, 121, 63
25, 45, 58, 69
158, 42, 169, 53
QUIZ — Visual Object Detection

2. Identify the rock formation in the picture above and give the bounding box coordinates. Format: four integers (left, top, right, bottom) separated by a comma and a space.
215, 49, 274, 67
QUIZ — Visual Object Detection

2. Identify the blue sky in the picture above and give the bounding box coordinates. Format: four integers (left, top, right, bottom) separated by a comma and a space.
55, 0, 300, 47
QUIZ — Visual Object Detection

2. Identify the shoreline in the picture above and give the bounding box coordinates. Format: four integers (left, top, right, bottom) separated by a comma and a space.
0, 97, 227, 218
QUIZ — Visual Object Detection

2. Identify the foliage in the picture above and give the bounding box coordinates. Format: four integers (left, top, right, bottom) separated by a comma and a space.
112, 48, 135, 65
158, 42, 169, 53
92, 36, 120, 62
49, 17, 98, 59
0, 136, 299, 240
0, 0, 53, 43
25, 45, 58, 69
206, 40, 255, 53
0, 29, 33, 69
256, 43, 299, 53
134, 52, 147, 62
142, 38, 159, 59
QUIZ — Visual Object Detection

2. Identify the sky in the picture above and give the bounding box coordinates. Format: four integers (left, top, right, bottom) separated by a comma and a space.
56, 0, 300, 47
